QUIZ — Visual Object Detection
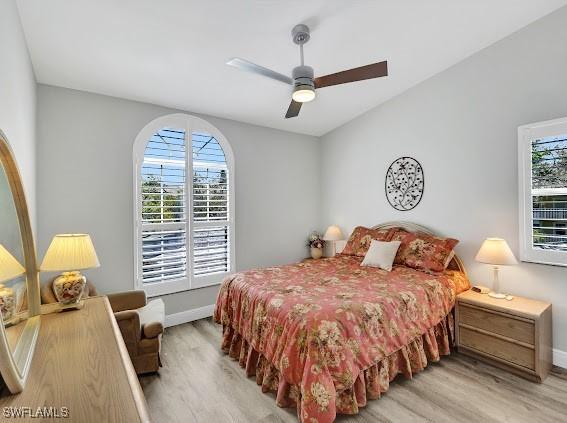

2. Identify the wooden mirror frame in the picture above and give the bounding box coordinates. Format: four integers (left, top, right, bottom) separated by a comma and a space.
0, 130, 41, 394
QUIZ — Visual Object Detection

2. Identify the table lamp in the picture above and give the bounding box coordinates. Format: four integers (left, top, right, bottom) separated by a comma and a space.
40, 234, 100, 305
475, 238, 517, 299
323, 225, 344, 257
0, 244, 25, 320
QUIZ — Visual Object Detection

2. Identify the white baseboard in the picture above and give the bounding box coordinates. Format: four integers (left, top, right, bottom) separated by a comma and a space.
165, 304, 215, 328
554, 348, 567, 369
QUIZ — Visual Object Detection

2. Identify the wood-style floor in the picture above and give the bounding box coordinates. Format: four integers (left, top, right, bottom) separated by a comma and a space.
139, 319, 567, 423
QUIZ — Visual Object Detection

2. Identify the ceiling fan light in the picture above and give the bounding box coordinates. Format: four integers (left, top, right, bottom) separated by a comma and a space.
292, 85, 316, 103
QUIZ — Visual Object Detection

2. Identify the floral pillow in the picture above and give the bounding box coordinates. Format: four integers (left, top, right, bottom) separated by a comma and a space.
390, 229, 459, 273
341, 226, 393, 257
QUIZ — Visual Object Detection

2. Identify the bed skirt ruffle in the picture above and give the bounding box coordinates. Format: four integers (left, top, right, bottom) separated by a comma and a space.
221, 312, 454, 419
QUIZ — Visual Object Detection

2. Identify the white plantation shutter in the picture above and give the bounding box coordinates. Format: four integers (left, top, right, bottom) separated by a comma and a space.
519, 118, 567, 266
140, 128, 187, 285
191, 132, 231, 283
134, 115, 234, 296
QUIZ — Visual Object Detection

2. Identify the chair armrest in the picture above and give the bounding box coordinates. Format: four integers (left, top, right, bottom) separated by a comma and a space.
85, 280, 98, 296
114, 310, 142, 346
40, 281, 58, 304
143, 321, 164, 339
107, 290, 147, 312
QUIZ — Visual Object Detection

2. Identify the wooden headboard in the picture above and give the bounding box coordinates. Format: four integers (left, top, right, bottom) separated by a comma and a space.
371, 221, 466, 274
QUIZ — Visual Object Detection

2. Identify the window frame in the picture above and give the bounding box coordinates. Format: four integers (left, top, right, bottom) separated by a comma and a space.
133, 113, 235, 297
518, 116, 567, 267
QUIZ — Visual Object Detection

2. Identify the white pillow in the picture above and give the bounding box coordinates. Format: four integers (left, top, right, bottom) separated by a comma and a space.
361, 240, 401, 271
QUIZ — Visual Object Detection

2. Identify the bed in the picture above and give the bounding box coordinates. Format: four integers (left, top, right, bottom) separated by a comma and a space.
214, 222, 470, 422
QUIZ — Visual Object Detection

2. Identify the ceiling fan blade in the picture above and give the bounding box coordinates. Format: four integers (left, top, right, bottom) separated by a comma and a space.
314, 61, 388, 89
227, 57, 293, 85
285, 100, 302, 119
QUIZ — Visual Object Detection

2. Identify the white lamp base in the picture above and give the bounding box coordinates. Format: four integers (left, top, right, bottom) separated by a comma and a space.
488, 292, 507, 299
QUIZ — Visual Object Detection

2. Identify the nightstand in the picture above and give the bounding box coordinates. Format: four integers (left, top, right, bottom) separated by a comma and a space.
456, 290, 552, 382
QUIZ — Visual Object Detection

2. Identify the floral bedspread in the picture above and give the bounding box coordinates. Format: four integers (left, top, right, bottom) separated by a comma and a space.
214, 255, 469, 422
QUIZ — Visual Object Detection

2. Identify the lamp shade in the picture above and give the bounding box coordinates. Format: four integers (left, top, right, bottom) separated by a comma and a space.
475, 238, 518, 266
0, 244, 25, 283
40, 234, 100, 272
323, 225, 344, 241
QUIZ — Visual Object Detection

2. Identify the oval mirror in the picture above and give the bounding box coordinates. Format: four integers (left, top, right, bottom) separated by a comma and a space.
0, 130, 40, 394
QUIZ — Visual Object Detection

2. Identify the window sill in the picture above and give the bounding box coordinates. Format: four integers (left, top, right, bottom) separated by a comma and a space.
142, 272, 232, 298
145, 281, 223, 298
520, 256, 567, 268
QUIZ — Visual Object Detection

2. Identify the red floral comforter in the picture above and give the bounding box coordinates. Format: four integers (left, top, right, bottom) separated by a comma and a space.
214, 255, 469, 422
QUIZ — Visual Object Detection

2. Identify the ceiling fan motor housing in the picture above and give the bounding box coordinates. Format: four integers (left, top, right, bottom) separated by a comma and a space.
292, 65, 314, 89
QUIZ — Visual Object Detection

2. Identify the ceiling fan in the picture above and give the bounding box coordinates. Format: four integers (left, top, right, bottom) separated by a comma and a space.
226, 24, 388, 119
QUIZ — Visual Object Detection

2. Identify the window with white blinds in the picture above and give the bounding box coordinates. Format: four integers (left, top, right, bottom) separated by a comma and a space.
192, 132, 230, 277
531, 136, 567, 251
519, 118, 567, 266
141, 128, 187, 285
134, 115, 234, 296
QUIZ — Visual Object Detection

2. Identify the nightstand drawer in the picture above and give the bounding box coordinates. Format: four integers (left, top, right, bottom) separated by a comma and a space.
459, 326, 535, 370
459, 303, 535, 345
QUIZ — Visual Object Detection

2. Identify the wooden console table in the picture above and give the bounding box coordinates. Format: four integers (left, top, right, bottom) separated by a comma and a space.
0, 296, 150, 422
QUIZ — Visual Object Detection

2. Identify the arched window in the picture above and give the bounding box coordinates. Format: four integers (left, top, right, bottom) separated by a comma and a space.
133, 114, 234, 296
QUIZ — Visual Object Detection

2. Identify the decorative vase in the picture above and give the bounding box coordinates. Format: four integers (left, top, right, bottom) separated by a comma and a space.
310, 247, 323, 259
0, 284, 15, 321
53, 271, 86, 305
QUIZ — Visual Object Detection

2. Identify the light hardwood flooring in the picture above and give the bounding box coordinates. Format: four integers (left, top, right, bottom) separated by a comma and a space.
140, 319, 567, 423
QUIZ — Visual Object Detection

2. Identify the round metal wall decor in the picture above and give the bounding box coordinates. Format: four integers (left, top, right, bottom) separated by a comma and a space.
385, 157, 424, 211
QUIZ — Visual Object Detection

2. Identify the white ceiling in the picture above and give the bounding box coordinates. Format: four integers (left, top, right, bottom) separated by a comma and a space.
16, 0, 567, 136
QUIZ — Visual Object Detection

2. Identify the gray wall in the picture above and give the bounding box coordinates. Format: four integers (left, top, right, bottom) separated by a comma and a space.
37, 85, 320, 314
31, 2, 567, 358
320, 7, 567, 355
0, 0, 36, 230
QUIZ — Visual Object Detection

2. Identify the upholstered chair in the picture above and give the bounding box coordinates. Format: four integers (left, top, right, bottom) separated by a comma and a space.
40, 281, 165, 374
107, 290, 165, 374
